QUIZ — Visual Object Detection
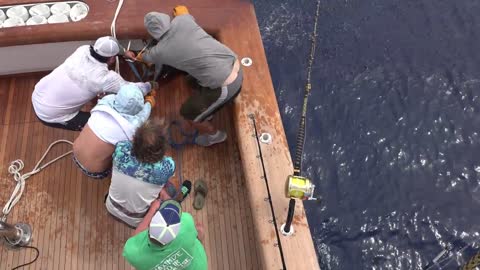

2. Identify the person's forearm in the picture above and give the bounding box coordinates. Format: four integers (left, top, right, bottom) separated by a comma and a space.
133, 202, 158, 236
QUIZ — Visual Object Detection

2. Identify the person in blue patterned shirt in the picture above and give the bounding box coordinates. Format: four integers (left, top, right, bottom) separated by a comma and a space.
105, 118, 178, 227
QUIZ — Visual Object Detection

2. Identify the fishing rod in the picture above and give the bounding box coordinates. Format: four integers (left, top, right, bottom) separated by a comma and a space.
282, 0, 320, 235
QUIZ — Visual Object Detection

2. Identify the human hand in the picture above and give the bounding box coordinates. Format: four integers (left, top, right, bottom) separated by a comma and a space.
124, 50, 136, 60
135, 52, 144, 62
145, 95, 156, 108
147, 89, 157, 98
173, 5, 189, 17
135, 52, 154, 68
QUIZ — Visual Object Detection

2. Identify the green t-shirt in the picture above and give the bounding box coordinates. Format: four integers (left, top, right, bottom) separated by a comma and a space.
123, 213, 207, 270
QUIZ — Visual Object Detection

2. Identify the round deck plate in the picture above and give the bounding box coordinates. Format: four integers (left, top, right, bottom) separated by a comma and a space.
241, 57, 253, 67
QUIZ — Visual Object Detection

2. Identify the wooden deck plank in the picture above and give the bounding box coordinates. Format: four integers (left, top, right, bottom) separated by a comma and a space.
224, 109, 248, 270
217, 111, 236, 268
207, 143, 222, 270
5, 83, 24, 269
220, 110, 243, 270
65, 133, 75, 270
45, 126, 58, 270
42, 125, 55, 269
10, 79, 25, 269
223, 110, 242, 269
17, 107, 31, 269
55, 128, 66, 270
213, 141, 231, 270
23, 123, 40, 270
49, 128, 60, 270
23, 122, 37, 270
0, 78, 10, 125
71, 157, 81, 270
63, 130, 73, 270
53, 130, 66, 270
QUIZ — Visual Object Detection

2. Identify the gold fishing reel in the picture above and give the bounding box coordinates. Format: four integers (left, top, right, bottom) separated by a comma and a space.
286, 175, 317, 200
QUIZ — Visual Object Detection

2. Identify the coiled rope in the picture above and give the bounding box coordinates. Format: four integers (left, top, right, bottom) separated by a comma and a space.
293, 0, 321, 176
1, 140, 73, 222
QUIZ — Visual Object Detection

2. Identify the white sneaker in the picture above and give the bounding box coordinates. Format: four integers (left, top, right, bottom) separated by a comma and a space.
195, 131, 227, 146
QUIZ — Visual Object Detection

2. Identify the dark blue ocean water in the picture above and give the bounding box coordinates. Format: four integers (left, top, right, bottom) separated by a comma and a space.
254, 0, 480, 269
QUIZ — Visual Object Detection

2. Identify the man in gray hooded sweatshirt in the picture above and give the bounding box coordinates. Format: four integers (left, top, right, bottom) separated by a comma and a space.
127, 7, 243, 147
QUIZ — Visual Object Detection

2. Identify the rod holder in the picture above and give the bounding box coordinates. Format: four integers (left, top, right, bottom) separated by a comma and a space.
0, 221, 32, 247
281, 199, 296, 236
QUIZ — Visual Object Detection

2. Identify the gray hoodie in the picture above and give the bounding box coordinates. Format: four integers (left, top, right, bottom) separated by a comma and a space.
142, 12, 237, 89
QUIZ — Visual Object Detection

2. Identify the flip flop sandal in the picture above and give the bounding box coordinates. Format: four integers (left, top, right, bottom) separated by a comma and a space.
180, 180, 192, 202
193, 179, 208, 210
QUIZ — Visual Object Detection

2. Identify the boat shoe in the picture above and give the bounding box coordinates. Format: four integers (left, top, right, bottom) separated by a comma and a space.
195, 131, 227, 146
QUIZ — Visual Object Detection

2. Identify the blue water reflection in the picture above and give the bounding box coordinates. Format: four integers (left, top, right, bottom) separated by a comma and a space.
254, 0, 480, 269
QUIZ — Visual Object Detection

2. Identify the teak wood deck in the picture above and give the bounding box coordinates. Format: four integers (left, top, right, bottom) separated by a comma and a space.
0, 71, 262, 270
0, 0, 320, 269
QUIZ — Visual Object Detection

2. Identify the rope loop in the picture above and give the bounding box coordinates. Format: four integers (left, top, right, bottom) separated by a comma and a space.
2, 140, 73, 221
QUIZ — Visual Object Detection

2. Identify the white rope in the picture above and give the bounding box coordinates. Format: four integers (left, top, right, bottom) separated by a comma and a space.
110, 0, 125, 73
1, 140, 73, 222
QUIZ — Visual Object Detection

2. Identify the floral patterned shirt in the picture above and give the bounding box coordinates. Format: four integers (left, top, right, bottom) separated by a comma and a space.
112, 141, 175, 185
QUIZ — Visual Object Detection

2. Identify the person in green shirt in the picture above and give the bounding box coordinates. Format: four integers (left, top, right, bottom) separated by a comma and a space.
123, 199, 207, 270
